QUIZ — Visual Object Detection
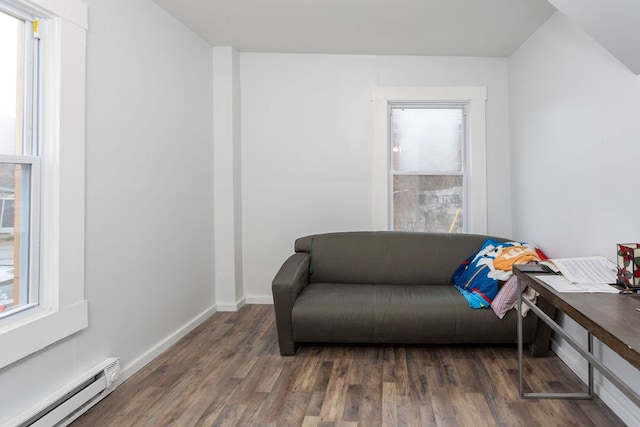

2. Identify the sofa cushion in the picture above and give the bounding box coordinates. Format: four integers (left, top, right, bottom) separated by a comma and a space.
295, 232, 506, 286
291, 283, 537, 344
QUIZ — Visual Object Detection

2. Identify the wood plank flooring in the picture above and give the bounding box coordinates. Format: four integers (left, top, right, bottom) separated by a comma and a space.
72, 304, 624, 426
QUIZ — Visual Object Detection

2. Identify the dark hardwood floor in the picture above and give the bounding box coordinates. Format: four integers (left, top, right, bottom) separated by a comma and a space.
72, 304, 624, 426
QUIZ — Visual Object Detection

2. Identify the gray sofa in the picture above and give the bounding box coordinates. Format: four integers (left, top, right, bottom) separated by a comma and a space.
272, 231, 554, 356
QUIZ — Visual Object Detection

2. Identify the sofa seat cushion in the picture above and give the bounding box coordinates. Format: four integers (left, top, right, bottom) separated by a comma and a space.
291, 283, 537, 344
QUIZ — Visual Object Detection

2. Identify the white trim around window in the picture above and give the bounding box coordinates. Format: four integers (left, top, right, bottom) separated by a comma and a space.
372, 86, 488, 234
0, 0, 87, 369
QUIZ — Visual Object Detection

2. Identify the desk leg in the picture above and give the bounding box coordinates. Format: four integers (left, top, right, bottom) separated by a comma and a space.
522, 298, 640, 406
588, 331, 594, 398
516, 272, 640, 407
517, 279, 592, 400
517, 278, 525, 398
517, 278, 524, 397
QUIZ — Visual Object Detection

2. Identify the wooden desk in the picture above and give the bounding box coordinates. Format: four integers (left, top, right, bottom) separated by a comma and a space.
514, 266, 640, 406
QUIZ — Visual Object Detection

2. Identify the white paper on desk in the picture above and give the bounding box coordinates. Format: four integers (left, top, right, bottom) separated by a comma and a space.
535, 275, 583, 292
575, 282, 619, 293
535, 275, 619, 293
548, 256, 617, 284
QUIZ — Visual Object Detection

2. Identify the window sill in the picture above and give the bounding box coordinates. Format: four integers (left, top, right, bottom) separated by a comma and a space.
0, 300, 88, 369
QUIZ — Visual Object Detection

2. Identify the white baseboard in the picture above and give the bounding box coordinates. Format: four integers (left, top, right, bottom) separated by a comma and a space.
119, 304, 217, 383
246, 296, 273, 304
199, 296, 271, 313
217, 297, 246, 312
552, 339, 640, 426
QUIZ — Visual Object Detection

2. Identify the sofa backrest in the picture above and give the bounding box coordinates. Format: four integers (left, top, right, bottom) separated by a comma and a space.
295, 231, 507, 285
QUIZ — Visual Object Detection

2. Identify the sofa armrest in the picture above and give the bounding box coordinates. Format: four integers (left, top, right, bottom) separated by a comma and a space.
272, 253, 310, 356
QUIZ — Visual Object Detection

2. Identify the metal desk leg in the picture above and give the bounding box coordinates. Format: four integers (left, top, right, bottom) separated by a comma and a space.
588, 331, 594, 398
517, 278, 592, 400
517, 278, 525, 398
516, 273, 640, 407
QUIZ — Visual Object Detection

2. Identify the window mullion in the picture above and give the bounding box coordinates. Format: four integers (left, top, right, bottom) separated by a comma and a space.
0, 155, 38, 164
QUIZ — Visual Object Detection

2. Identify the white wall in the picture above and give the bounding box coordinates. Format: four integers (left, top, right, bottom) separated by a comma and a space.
0, 0, 215, 423
510, 13, 640, 257
510, 12, 640, 425
240, 53, 512, 300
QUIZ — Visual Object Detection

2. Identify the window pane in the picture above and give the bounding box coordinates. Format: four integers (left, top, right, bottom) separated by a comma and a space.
0, 163, 32, 317
391, 108, 463, 173
0, 10, 25, 156
393, 175, 463, 233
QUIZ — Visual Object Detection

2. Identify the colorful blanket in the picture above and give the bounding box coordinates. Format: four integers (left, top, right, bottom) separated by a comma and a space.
451, 238, 543, 308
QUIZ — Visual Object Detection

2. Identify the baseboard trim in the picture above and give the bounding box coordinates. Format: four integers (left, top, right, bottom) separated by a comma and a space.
552, 339, 640, 426
217, 297, 247, 312
119, 304, 217, 383
246, 296, 273, 305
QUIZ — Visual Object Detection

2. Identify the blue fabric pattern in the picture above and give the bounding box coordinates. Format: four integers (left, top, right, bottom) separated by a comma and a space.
451, 238, 539, 309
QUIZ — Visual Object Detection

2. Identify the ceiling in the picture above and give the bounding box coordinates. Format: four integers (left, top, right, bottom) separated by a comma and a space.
546, 0, 640, 73
151, 0, 557, 57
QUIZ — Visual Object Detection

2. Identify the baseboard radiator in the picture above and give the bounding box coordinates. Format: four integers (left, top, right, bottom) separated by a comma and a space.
13, 358, 120, 427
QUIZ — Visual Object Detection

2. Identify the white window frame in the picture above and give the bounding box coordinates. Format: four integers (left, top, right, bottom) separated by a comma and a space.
0, 0, 87, 369
372, 86, 488, 234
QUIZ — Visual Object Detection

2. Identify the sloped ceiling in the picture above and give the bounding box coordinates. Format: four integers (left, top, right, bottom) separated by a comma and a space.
152, 0, 557, 57
548, 0, 640, 74
152, 0, 640, 74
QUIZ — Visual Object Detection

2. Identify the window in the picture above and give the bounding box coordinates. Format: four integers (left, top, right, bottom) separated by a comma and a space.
0, 6, 41, 319
390, 104, 466, 232
0, 0, 87, 369
372, 86, 487, 234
